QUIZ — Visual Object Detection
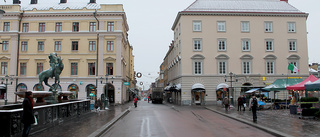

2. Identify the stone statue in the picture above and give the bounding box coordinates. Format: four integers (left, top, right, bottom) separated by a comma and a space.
38, 53, 64, 91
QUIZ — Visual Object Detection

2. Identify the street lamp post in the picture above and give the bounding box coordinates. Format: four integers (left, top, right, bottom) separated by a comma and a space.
1, 75, 14, 105
225, 72, 238, 106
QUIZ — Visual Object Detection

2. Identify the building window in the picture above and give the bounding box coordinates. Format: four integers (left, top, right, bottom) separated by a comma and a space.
73, 22, 79, 32
243, 61, 251, 74
107, 41, 114, 51
89, 22, 96, 32
218, 39, 226, 51
107, 22, 114, 32
288, 22, 296, 32
241, 21, 250, 32
265, 40, 274, 51
20, 63, 27, 75
2, 41, 8, 51
38, 41, 44, 51
39, 23, 45, 32
55, 41, 61, 51
193, 39, 202, 51
1, 62, 8, 75
217, 21, 226, 32
31, 0, 37, 4
3, 22, 10, 32
218, 61, 227, 75
72, 41, 78, 51
88, 63, 95, 75
71, 63, 78, 75
194, 61, 202, 75
266, 61, 274, 74
89, 41, 96, 51
22, 23, 29, 32
264, 22, 273, 32
193, 21, 201, 32
289, 40, 297, 51
106, 63, 113, 75
60, 0, 66, 3
56, 22, 62, 32
21, 41, 28, 51
241, 39, 250, 51
289, 61, 298, 74
37, 63, 43, 75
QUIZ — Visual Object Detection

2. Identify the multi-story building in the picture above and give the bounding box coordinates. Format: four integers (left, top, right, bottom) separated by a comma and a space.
0, 0, 135, 105
164, 0, 309, 105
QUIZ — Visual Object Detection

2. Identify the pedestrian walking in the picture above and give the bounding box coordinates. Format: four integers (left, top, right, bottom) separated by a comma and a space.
148, 95, 151, 103
223, 96, 229, 111
22, 91, 35, 137
134, 96, 138, 108
237, 96, 242, 111
95, 98, 102, 112
251, 96, 258, 122
242, 95, 246, 111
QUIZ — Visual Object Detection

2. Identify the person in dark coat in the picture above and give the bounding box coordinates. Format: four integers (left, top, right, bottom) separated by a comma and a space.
242, 95, 246, 111
222, 96, 229, 111
22, 91, 35, 137
237, 96, 242, 111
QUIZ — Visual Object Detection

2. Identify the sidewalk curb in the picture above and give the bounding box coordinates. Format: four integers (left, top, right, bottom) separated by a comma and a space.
205, 107, 293, 137
88, 109, 130, 137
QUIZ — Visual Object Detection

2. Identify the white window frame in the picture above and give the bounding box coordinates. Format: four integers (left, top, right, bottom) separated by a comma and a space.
265, 39, 274, 51
288, 22, 296, 32
193, 39, 202, 51
218, 39, 227, 51
21, 41, 28, 52
266, 61, 275, 75
241, 21, 250, 32
217, 21, 226, 32
264, 21, 273, 32
193, 61, 203, 75
218, 61, 227, 75
241, 39, 250, 51
289, 39, 297, 51
193, 21, 201, 32
242, 61, 251, 74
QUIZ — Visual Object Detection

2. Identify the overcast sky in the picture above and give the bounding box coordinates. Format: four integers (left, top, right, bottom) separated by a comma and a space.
106, 0, 320, 89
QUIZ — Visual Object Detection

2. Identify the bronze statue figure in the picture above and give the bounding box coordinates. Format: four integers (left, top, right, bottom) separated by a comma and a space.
38, 53, 64, 91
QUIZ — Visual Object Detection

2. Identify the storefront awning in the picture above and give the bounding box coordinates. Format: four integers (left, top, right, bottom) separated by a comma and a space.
305, 79, 320, 91
216, 83, 229, 90
286, 74, 318, 91
175, 83, 181, 91
164, 85, 171, 91
192, 83, 205, 91
0, 85, 5, 89
262, 78, 303, 91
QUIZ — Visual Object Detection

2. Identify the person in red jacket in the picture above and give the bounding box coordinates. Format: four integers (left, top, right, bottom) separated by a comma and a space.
134, 96, 138, 108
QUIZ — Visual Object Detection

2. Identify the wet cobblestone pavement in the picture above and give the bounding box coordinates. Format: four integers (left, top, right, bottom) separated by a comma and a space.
206, 105, 320, 137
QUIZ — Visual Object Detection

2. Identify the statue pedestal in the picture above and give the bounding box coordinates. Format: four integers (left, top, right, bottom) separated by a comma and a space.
15, 91, 53, 103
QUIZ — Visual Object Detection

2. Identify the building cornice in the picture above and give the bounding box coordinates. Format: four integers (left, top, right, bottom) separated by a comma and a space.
172, 11, 309, 30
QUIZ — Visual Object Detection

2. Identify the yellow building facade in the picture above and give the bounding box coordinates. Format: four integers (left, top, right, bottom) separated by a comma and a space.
0, 0, 135, 105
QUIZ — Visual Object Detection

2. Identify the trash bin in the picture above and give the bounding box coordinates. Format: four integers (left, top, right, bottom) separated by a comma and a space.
289, 105, 298, 114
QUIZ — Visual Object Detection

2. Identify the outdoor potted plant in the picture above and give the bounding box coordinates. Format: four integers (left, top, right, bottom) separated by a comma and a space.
300, 97, 319, 117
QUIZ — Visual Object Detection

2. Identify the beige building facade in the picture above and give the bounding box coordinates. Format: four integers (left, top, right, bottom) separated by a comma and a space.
0, 0, 135, 105
164, 0, 309, 105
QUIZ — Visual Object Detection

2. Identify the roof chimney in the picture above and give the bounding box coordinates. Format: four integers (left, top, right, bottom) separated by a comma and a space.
280, 0, 288, 3
60, 0, 67, 3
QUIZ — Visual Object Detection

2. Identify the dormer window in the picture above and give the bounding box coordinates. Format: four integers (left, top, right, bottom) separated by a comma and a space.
31, 0, 37, 4
60, 0, 67, 3
90, 0, 96, 3
13, 0, 21, 4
